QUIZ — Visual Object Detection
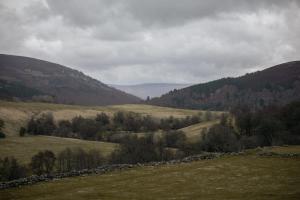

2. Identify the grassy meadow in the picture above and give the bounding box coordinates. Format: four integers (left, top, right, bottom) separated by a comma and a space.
0, 100, 212, 137
1, 146, 299, 200
0, 100, 221, 163
0, 136, 117, 164
180, 120, 220, 142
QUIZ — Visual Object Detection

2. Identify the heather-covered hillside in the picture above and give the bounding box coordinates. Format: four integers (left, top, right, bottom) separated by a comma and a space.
149, 61, 300, 110
0, 54, 141, 105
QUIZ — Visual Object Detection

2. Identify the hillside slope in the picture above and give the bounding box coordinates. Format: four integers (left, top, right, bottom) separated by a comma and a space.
149, 61, 300, 110
0, 54, 141, 105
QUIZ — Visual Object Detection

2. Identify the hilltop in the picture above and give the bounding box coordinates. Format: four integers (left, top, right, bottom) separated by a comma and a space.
149, 61, 300, 110
0, 54, 141, 106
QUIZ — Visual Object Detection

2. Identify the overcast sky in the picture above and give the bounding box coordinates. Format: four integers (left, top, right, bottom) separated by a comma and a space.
1, 0, 299, 85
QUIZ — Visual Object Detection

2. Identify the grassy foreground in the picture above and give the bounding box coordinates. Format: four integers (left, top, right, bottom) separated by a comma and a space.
1, 146, 299, 200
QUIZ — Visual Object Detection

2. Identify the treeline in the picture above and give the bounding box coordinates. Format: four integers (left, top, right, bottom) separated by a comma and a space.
0, 119, 5, 138
232, 101, 300, 148
0, 157, 27, 181
111, 131, 186, 164
0, 130, 186, 181
185, 101, 300, 154
23, 111, 203, 140
0, 148, 104, 181
2, 101, 299, 182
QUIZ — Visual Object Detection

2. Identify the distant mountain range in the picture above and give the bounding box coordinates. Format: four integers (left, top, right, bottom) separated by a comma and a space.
0, 54, 141, 105
110, 83, 191, 99
149, 61, 300, 110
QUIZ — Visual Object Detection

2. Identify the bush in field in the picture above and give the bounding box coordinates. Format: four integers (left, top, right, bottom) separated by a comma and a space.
141, 115, 159, 131
0, 119, 5, 139
71, 116, 100, 139
56, 147, 104, 172
232, 101, 300, 147
0, 157, 27, 181
113, 111, 125, 127
164, 130, 187, 148
0, 119, 4, 129
55, 120, 72, 137
96, 112, 110, 126
123, 112, 142, 132
279, 101, 300, 138
0, 131, 5, 139
201, 124, 240, 152
27, 113, 56, 135
110, 135, 160, 164
19, 127, 26, 137
30, 150, 56, 175
204, 111, 213, 121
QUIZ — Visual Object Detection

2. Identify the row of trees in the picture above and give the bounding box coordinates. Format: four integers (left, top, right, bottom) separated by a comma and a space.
1, 130, 186, 181
3, 100, 299, 181
111, 131, 186, 164
0, 157, 27, 181
24, 111, 203, 141
232, 101, 300, 148
184, 101, 300, 154
0, 148, 105, 181
0, 119, 6, 138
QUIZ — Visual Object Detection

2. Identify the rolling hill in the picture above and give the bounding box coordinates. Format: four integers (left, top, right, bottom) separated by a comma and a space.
0, 54, 141, 106
0, 100, 216, 163
110, 83, 191, 99
149, 61, 300, 110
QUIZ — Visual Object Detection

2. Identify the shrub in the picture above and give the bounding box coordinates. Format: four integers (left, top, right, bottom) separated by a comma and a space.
30, 150, 56, 175
56, 147, 104, 172
55, 120, 72, 137
0, 131, 5, 139
0, 157, 27, 181
19, 127, 26, 137
27, 113, 56, 135
0, 119, 5, 139
110, 135, 160, 164
164, 130, 187, 148
71, 117, 100, 139
96, 112, 110, 126
201, 124, 240, 152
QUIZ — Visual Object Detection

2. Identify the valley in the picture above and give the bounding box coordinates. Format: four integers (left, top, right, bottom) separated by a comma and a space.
0, 100, 219, 164
1, 1, 300, 199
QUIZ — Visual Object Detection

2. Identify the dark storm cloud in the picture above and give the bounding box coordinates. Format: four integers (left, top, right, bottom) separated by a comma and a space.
0, 0, 299, 84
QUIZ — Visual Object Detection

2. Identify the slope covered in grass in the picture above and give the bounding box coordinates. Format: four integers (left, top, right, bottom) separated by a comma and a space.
1, 146, 299, 200
0, 100, 208, 137
180, 120, 220, 142
0, 136, 117, 164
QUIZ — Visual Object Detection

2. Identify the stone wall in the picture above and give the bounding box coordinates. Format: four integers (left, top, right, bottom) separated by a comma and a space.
0, 152, 225, 190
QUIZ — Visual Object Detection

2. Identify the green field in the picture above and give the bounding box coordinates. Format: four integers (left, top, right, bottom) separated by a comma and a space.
0, 136, 117, 164
1, 146, 299, 200
0, 100, 212, 137
0, 100, 220, 164
180, 120, 219, 142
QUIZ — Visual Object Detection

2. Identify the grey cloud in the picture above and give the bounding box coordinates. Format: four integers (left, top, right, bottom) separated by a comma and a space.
0, 0, 299, 85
